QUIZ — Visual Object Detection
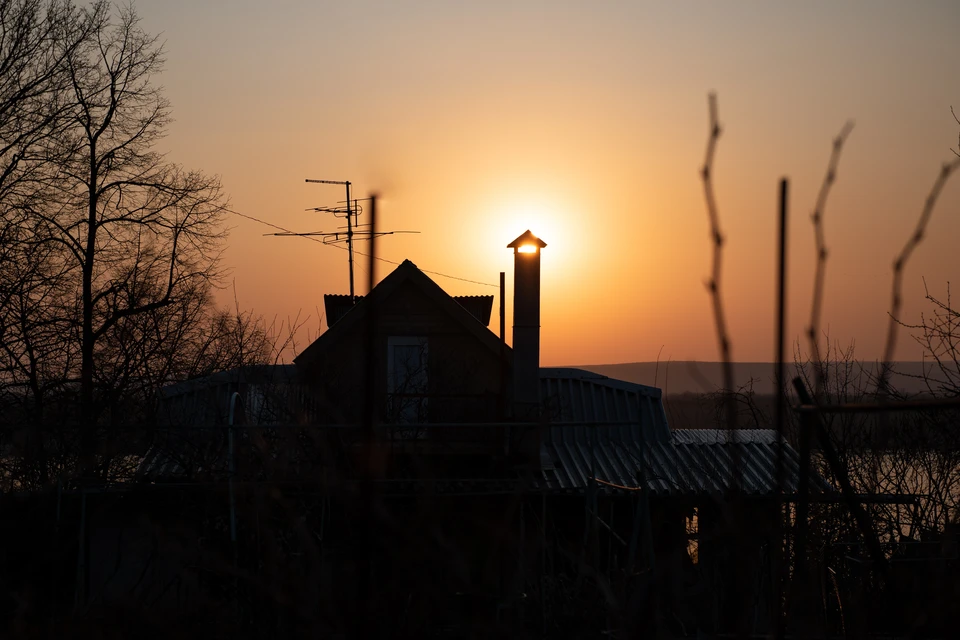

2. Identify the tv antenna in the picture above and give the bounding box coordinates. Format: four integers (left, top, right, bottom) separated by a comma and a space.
267, 179, 418, 300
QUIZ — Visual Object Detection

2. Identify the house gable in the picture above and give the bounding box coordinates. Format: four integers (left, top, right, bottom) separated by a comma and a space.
294, 260, 511, 425
296, 260, 508, 369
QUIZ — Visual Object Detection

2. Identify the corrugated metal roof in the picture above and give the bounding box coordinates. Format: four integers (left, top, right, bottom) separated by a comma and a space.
324, 294, 357, 327
136, 438, 223, 481
324, 293, 495, 328
140, 365, 308, 480
534, 371, 824, 496
540, 368, 670, 446
671, 428, 781, 445
452, 296, 494, 327
159, 364, 298, 399
541, 428, 831, 497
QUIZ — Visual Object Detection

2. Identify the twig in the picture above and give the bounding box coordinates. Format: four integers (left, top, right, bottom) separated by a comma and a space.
700, 93, 740, 503
951, 106, 959, 159
895, 279, 960, 396
807, 122, 855, 397
880, 157, 960, 396
700, 93, 734, 417
653, 344, 664, 387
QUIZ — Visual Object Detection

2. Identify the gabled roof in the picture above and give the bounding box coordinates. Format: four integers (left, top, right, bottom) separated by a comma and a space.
296, 260, 509, 367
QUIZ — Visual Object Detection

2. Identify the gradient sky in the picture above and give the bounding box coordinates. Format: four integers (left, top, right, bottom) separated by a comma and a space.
135, 0, 960, 366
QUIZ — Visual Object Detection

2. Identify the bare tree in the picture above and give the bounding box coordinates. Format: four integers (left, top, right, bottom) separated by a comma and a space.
23, 4, 230, 474
0, 3, 255, 487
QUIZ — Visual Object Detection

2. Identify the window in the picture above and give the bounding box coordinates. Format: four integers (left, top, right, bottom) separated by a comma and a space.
387, 336, 429, 430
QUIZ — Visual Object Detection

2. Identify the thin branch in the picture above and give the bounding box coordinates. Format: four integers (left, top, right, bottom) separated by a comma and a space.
807, 121, 854, 397
700, 92, 740, 501
952, 106, 959, 159
880, 156, 960, 395
700, 93, 733, 407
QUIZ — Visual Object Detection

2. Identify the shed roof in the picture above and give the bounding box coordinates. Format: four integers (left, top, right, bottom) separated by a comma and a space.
159, 364, 298, 399
540, 367, 670, 445
540, 428, 831, 497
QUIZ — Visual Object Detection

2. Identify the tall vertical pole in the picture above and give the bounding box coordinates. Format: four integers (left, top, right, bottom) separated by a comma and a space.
228, 391, 242, 615
775, 179, 788, 474
357, 193, 377, 637
774, 178, 788, 639
345, 181, 354, 300
499, 271, 507, 428
228, 392, 241, 547
792, 392, 812, 631
541, 491, 547, 637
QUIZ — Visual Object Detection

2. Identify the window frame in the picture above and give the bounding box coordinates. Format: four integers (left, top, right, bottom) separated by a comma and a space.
386, 336, 429, 428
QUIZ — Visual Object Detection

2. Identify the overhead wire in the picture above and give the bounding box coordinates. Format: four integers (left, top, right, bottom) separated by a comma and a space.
223, 206, 499, 288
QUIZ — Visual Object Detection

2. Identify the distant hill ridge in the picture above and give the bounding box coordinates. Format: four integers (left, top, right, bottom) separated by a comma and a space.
574, 361, 937, 396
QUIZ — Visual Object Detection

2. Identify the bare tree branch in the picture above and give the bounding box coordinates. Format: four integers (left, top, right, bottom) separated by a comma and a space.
951, 106, 959, 158
880, 157, 960, 396
700, 93, 735, 430
807, 121, 854, 397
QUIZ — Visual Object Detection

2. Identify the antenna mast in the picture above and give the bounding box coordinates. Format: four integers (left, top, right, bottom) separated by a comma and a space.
304, 179, 355, 298
268, 179, 419, 301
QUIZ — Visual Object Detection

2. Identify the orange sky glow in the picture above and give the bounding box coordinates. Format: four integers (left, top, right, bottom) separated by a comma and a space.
136, 0, 960, 366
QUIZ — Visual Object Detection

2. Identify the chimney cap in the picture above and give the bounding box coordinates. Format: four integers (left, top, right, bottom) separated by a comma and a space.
507, 230, 547, 250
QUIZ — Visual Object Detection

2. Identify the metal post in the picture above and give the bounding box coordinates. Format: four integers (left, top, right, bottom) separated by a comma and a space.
357, 193, 378, 636
73, 489, 87, 610
345, 181, 354, 300
775, 178, 788, 481
228, 390, 242, 615
792, 401, 812, 627
627, 496, 642, 573
541, 491, 547, 636
519, 500, 525, 587
774, 177, 788, 639
499, 271, 507, 435
584, 423, 598, 567
629, 394, 648, 573
228, 391, 242, 545
793, 378, 887, 569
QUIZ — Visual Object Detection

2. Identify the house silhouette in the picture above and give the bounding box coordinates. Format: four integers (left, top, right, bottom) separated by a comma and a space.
123, 235, 829, 635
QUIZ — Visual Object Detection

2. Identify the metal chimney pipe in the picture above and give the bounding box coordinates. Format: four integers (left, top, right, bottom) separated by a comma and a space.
507, 230, 547, 421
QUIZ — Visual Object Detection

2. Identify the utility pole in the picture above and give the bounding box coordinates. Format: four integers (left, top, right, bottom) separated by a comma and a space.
268, 179, 418, 301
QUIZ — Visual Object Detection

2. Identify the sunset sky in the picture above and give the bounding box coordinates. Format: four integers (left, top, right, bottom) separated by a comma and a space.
136, 0, 960, 366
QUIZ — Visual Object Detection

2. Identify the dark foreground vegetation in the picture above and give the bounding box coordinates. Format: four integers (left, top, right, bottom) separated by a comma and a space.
2, 1, 960, 638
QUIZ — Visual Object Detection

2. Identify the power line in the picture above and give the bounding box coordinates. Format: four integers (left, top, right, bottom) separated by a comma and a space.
223, 206, 498, 288
225, 207, 308, 237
